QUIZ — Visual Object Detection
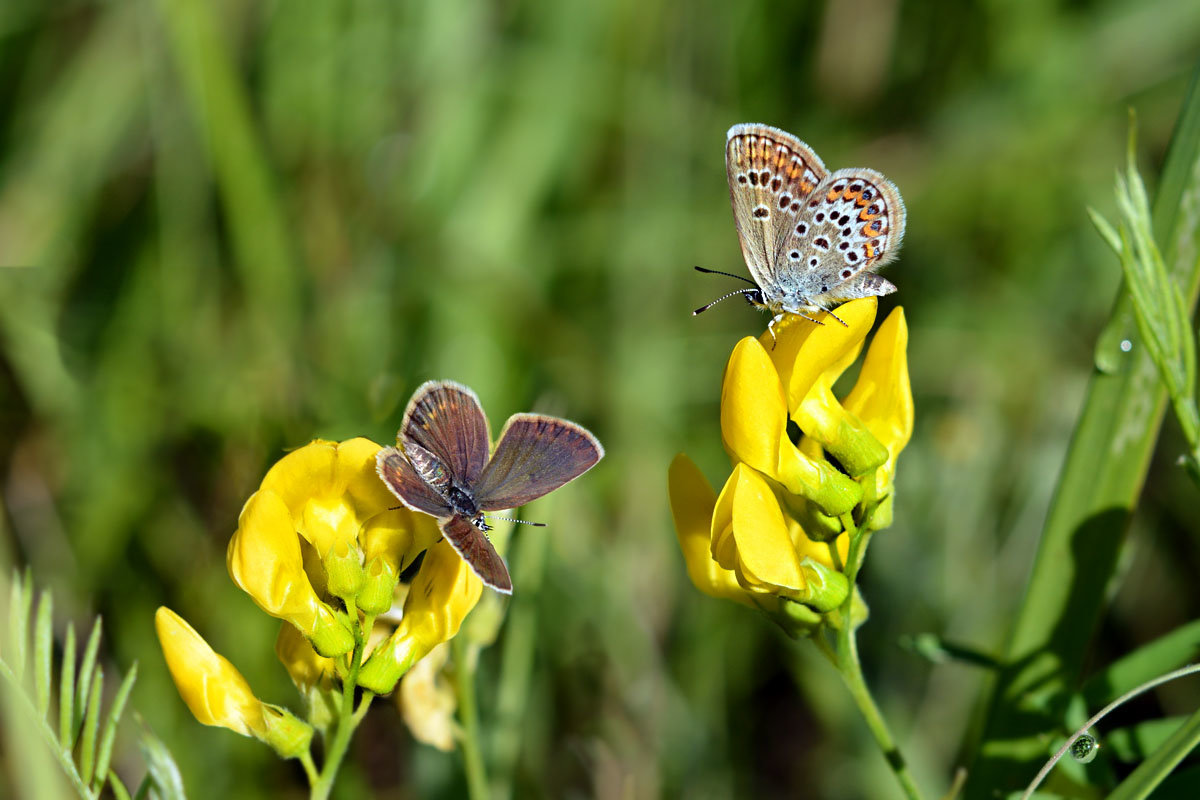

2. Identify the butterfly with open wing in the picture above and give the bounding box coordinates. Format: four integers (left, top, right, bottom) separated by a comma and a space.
376, 381, 604, 594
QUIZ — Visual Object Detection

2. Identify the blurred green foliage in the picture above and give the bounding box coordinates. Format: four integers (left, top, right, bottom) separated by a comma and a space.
2, 0, 1200, 797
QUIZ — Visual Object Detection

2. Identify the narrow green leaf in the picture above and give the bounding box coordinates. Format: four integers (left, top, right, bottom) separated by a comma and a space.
1081, 620, 1200, 707
109, 770, 133, 800
1089, 206, 1123, 253
1106, 705, 1200, 800
132, 776, 152, 800
80, 667, 103, 786
1104, 716, 1186, 762
94, 662, 137, 792
9, 568, 34, 683
59, 624, 76, 748
76, 618, 102, 737
137, 717, 188, 800
966, 63, 1200, 797
34, 589, 53, 717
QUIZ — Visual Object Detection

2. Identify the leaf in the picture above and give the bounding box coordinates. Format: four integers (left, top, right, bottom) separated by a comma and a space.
1106, 705, 1200, 800
137, 716, 188, 800
1080, 620, 1200, 707
965, 63, 1200, 797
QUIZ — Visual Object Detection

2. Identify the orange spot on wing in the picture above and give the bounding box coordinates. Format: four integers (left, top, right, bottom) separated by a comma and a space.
864, 242, 876, 259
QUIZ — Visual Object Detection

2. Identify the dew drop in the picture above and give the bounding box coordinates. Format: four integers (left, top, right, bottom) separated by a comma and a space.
1069, 734, 1099, 764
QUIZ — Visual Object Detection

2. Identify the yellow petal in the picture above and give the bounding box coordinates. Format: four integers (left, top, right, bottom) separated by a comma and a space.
259, 438, 392, 557
721, 337, 861, 515
155, 607, 266, 737
712, 463, 805, 593
763, 297, 877, 410
843, 307, 913, 495
667, 453, 762, 608
228, 489, 353, 656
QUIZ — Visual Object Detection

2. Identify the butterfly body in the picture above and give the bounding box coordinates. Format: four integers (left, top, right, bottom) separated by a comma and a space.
720, 123, 905, 331
377, 381, 603, 594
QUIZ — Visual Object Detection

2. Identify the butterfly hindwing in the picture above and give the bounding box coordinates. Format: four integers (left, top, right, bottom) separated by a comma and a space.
400, 380, 491, 486
778, 167, 906, 303
474, 413, 604, 511
441, 514, 512, 594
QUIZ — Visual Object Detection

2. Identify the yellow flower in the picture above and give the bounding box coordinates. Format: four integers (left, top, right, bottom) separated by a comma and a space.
670, 299, 913, 622
720, 336, 862, 516
227, 438, 439, 656
156, 606, 267, 737
396, 642, 459, 751
358, 540, 484, 693
155, 607, 315, 758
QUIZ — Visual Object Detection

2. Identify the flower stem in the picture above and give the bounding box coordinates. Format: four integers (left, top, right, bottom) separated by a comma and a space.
453, 634, 489, 800
832, 515, 925, 800
310, 608, 372, 800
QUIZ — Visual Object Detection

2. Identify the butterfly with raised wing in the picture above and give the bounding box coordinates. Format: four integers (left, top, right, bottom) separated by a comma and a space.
376, 381, 604, 594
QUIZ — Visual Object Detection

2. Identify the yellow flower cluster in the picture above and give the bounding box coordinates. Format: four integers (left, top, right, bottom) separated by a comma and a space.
670, 298, 912, 630
157, 438, 483, 749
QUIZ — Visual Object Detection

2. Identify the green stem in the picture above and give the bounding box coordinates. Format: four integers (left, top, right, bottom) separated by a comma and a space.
832, 516, 925, 800
453, 634, 489, 800
310, 604, 371, 800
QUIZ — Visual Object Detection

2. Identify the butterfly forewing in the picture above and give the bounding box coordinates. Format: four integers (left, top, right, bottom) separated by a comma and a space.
400, 380, 491, 486
726, 124, 828, 293
475, 414, 604, 511
441, 514, 513, 594
376, 447, 453, 517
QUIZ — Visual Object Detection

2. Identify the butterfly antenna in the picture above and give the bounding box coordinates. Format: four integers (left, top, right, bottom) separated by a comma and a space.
693, 288, 759, 316
485, 515, 547, 527
694, 265, 757, 285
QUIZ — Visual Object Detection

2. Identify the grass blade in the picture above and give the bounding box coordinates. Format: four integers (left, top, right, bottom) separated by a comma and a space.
1106, 706, 1200, 800
76, 618, 102, 739
1081, 620, 1200, 707
34, 589, 52, 717
59, 624, 76, 748
93, 662, 137, 793
966, 63, 1200, 797
80, 667, 103, 787
138, 717, 187, 800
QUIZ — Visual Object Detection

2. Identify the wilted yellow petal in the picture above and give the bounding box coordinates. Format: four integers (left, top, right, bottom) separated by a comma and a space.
275, 622, 336, 692
155, 607, 266, 737
397, 642, 459, 751
667, 453, 761, 608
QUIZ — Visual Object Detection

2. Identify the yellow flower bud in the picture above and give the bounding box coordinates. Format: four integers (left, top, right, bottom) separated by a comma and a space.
761, 297, 877, 410
155, 607, 267, 737
358, 541, 484, 694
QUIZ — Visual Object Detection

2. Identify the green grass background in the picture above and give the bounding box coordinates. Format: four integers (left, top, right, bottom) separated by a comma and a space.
2, 0, 1200, 797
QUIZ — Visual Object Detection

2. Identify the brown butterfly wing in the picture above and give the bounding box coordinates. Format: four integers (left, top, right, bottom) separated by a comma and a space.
400, 380, 491, 486
441, 514, 512, 594
474, 414, 604, 511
